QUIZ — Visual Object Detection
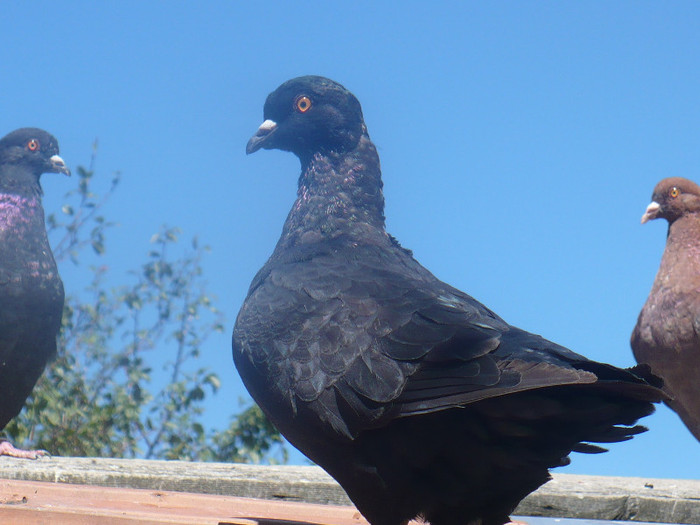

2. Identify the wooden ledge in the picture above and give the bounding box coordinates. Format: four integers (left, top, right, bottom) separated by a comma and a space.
0, 457, 698, 524
0, 478, 367, 525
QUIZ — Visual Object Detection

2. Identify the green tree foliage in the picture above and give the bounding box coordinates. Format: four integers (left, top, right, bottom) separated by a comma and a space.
5, 146, 286, 462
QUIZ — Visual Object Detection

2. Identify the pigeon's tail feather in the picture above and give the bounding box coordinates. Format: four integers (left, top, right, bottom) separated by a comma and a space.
340, 379, 659, 525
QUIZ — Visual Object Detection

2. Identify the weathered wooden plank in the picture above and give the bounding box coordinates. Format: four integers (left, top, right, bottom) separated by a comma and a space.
0, 457, 347, 505
517, 475, 700, 524
0, 457, 698, 523
0, 479, 369, 525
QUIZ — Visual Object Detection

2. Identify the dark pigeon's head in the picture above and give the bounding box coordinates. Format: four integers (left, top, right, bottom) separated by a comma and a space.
0, 128, 71, 178
246, 76, 366, 163
641, 177, 700, 225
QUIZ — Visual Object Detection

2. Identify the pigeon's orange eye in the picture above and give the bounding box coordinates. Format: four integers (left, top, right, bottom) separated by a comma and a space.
670, 187, 680, 198
27, 139, 39, 151
295, 96, 312, 113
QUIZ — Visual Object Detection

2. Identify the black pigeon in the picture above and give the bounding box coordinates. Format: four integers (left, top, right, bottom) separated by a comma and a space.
631, 177, 700, 442
234, 76, 666, 525
0, 128, 69, 458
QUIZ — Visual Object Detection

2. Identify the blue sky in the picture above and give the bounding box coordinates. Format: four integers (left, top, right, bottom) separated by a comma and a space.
3, 2, 699, 478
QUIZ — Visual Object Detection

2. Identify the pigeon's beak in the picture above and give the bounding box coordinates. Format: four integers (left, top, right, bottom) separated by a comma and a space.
49, 154, 71, 176
246, 119, 278, 155
641, 201, 661, 224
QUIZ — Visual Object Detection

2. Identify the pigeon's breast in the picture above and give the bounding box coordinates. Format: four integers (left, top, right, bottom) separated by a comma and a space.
0, 192, 61, 301
0, 193, 41, 232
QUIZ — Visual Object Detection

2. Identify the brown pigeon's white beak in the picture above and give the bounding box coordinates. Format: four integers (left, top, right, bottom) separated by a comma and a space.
49, 154, 71, 176
641, 201, 661, 224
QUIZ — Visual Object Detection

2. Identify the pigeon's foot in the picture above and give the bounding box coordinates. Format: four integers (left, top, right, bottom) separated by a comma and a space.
0, 440, 48, 459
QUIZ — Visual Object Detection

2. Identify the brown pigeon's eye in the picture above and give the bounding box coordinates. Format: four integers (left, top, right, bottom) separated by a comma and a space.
27, 139, 39, 151
295, 96, 312, 113
670, 187, 680, 198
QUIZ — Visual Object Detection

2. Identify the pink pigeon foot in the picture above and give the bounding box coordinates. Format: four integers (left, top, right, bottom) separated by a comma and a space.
0, 440, 48, 459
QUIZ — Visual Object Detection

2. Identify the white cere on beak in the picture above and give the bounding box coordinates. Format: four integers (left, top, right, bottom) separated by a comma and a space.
641, 201, 660, 224
258, 119, 278, 132
50, 155, 66, 168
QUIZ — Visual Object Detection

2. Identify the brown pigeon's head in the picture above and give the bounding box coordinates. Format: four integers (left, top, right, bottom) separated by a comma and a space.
641, 177, 700, 225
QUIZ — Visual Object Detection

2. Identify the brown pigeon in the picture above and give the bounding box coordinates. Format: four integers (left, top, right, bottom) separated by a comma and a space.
235, 76, 666, 525
631, 176, 700, 442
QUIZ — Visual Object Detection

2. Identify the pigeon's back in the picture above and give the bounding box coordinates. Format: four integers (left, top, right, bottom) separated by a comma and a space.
235, 225, 662, 525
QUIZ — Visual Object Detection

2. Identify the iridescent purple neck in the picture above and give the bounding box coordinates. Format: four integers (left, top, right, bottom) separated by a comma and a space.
276, 134, 386, 249
0, 193, 41, 231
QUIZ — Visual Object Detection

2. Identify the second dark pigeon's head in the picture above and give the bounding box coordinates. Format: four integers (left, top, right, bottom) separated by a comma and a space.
641, 177, 700, 225
246, 76, 366, 163
0, 128, 71, 179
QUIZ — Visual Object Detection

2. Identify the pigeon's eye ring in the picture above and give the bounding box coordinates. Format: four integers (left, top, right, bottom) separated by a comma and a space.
27, 139, 39, 151
295, 96, 312, 113
670, 187, 680, 198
